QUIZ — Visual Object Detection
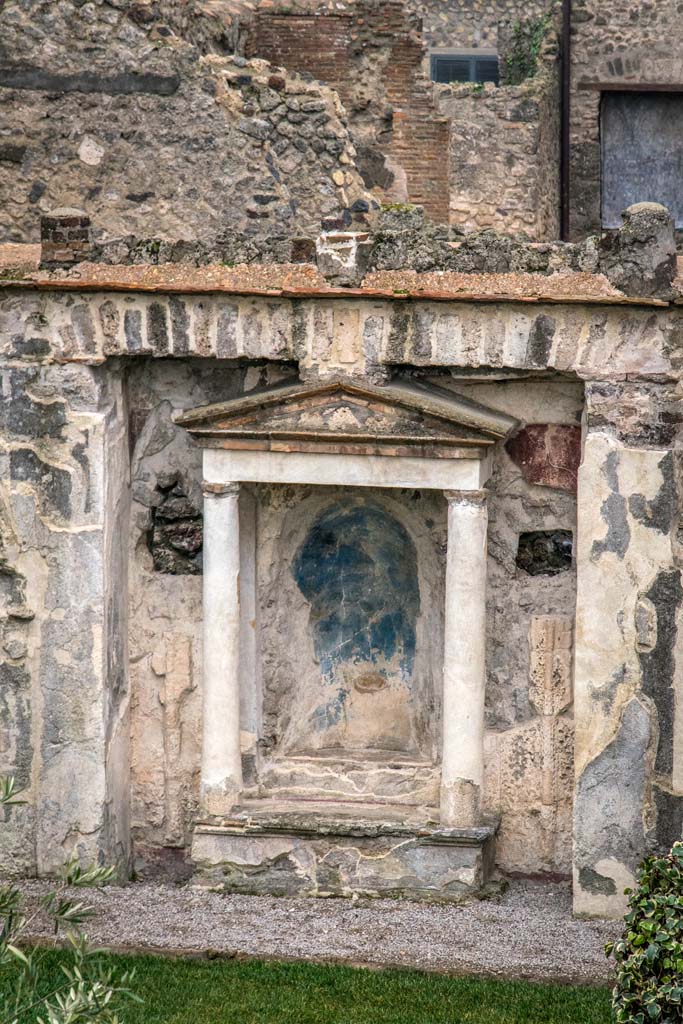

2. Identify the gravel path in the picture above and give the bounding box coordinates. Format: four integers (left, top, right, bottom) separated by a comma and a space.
16, 879, 620, 986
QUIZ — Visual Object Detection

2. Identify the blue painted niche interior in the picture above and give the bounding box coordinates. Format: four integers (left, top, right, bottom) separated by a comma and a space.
292, 501, 420, 733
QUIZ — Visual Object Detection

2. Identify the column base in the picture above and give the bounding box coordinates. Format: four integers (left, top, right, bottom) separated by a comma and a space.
200, 779, 242, 817
440, 778, 482, 827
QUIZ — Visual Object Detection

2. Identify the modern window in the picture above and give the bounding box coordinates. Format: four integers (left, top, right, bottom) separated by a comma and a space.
429, 51, 499, 86
601, 91, 683, 228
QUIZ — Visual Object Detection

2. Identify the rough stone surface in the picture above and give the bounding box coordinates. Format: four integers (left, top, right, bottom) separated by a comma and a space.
192, 811, 495, 901
245, 0, 451, 222
516, 531, 573, 576
573, 433, 683, 917
149, 478, 203, 575
435, 14, 560, 239
1, 286, 679, 375
599, 204, 677, 299
0, 1, 371, 243
0, 362, 130, 876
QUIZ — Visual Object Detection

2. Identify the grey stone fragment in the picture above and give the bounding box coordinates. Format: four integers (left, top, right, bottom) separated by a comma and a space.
599, 203, 677, 299
124, 308, 143, 353
238, 118, 271, 140
0, 67, 180, 95
639, 569, 683, 776
147, 303, 170, 355
591, 450, 630, 561
169, 298, 190, 355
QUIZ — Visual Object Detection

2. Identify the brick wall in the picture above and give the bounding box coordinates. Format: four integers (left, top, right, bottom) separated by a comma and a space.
246, 14, 354, 104
247, 1, 451, 223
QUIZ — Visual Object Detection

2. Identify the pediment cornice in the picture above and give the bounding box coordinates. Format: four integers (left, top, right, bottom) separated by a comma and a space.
175, 376, 518, 459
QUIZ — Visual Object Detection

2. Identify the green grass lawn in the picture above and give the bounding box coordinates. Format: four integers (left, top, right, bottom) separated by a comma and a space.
1, 950, 612, 1024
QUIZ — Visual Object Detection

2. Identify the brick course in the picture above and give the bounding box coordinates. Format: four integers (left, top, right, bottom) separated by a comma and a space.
247, 1, 451, 223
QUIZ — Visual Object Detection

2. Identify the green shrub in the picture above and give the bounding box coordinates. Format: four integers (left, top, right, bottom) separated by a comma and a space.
504, 12, 553, 85
606, 842, 683, 1023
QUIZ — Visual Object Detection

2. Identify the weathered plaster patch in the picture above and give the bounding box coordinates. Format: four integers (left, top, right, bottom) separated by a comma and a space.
574, 698, 651, 916
639, 569, 683, 777
591, 450, 630, 561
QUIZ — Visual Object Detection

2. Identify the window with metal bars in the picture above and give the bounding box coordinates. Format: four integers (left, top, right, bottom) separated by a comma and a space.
429, 53, 499, 86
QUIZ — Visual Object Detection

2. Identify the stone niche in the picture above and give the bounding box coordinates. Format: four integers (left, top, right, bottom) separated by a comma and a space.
176, 375, 519, 901
257, 485, 445, 806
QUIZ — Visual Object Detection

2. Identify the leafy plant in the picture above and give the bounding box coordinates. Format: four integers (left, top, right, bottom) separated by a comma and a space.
504, 12, 553, 86
606, 842, 683, 1023
0, 776, 140, 1024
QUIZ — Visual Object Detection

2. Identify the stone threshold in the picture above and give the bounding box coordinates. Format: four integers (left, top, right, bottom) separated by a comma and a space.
194, 799, 499, 844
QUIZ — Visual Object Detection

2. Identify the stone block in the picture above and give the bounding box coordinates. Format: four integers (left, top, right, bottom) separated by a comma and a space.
192, 807, 497, 901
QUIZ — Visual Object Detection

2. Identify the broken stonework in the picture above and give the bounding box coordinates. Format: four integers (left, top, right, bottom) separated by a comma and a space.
599, 203, 677, 299
149, 478, 203, 575
192, 808, 496, 902
0, 1, 372, 243
516, 532, 573, 576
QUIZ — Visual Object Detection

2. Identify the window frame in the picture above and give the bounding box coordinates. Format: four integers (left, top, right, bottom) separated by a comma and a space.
428, 48, 499, 86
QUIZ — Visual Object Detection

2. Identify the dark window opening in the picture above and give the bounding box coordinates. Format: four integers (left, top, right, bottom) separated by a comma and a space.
430, 53, 499, 86
516, 531, 573, 577
601, 91, 683, 228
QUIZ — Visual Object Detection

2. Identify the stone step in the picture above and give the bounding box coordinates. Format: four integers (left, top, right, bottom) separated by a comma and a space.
191, 802, 498, 902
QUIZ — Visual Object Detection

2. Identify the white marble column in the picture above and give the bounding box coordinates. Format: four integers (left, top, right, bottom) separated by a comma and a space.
441, 489, 488, 827
200, 481, 242, 816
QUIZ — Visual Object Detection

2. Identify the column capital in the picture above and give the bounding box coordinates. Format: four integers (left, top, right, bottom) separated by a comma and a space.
202, 480, 240, 498
444, 488, 488, 507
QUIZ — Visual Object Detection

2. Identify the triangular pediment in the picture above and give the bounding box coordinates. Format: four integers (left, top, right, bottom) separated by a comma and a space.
175, 377, 518, 458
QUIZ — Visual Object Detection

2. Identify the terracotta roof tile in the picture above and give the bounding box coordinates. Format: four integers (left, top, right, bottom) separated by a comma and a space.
0, 254, 670, 306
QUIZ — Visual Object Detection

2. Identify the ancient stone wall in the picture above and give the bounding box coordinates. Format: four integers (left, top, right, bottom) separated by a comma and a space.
0, 0, 564, 245
246, 0, 560, 236
126, 358, 294, 876
446, 379, 579, 876
123, 368, 577, 876
2, 202, 682, 907
570, 0, 683, 239
245, 0, 451, 222
3, 275, 670, 886
435, 13, 560, 238
0, 0, 371, 243
415, 0, 550, 50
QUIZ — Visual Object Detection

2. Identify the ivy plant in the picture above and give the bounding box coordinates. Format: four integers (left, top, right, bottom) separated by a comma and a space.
606, 842, 683, 1023
504, 12, 553, 86
0, 776, 140, 1024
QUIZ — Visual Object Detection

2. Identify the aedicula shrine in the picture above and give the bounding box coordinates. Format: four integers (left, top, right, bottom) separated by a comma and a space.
2, 0, 683, 919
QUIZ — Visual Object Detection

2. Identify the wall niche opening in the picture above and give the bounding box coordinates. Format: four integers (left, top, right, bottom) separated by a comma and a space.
257, 487, 444, 798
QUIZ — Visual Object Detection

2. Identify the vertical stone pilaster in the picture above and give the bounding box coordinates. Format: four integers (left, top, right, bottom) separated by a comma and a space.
0, 361, 131, 875
573, 430, 682, 917
441, 489, 488, 827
